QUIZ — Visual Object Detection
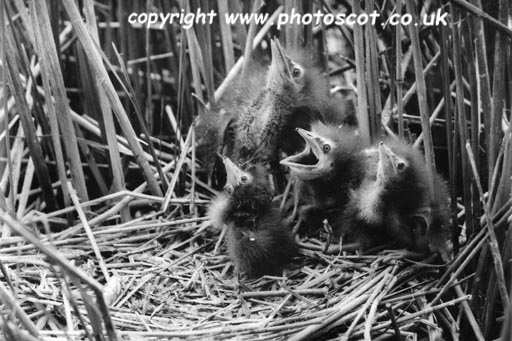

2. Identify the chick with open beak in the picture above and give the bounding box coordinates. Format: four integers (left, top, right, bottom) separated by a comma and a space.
280, 122, 368, 233
208, 156, 296, 278
339, 140, 451, 254
280, 127, 337, 180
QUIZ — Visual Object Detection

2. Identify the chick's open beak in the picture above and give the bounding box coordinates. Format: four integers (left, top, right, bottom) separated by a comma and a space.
269, 39, 292, 81
280, 128, 334, 180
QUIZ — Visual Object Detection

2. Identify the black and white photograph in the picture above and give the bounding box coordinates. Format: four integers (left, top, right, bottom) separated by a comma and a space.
1, 0, 511, 340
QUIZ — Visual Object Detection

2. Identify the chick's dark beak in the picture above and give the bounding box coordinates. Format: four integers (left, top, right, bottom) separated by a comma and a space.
280, 128, 334, 180
269, 39, 292, 82
377, 142, 404, 182
223, 157, 244, 187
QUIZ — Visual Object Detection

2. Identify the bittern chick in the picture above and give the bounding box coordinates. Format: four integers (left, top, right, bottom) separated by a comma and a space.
339, 140, 450, 253
234, 39, 355, 163
208, 157, 296, 278
280, 122, 368, 232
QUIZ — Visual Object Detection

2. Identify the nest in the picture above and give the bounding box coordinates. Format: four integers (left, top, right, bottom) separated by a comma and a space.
0, 193, 473, 341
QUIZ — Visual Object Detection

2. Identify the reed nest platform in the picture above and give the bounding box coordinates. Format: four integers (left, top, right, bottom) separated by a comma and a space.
1, 194, 475, 341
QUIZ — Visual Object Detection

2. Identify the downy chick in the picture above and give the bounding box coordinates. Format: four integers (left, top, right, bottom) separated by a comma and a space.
209, 157, 296, 278
280, 122, 368, 232
234, 39, 355, 164
339, 140, 451, 253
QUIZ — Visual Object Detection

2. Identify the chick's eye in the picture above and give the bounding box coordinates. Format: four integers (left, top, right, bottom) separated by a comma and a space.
397, 162, 405, 171
322, 144, 331, 154
240, 175, 248, 184
292, 67, 302, 78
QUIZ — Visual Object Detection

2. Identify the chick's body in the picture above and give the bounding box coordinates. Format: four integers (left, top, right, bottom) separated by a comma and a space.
209, 158, 296, 278
196, 59, 268, 172
225, 192, 297, 277
339, 139, 451, 253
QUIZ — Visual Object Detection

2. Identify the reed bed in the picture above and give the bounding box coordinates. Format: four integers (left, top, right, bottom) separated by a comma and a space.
0, 0, 511, 340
